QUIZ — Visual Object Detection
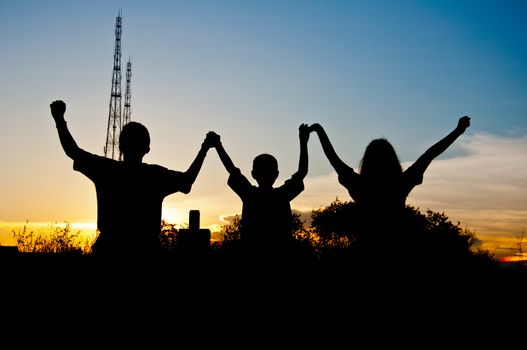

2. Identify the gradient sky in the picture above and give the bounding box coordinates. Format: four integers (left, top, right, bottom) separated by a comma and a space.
1, 0, 526, 260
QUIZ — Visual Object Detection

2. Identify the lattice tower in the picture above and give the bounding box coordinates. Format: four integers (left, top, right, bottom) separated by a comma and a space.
104, 10, 123, 160
123, 58, 132, 127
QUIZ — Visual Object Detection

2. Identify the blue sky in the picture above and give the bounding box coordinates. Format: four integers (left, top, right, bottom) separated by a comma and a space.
1, 0, 526, 259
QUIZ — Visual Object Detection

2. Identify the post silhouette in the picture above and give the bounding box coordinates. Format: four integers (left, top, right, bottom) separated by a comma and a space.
177, 210, 211, 258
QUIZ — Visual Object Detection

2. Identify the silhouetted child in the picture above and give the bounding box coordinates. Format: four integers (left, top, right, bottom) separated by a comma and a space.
50, 100, 214, 259
209, 124, 310, 264
309, 116, 471, 269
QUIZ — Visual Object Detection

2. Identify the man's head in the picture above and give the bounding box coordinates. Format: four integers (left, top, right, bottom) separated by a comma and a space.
119, 122, 150, 160
251, 153, 279, 188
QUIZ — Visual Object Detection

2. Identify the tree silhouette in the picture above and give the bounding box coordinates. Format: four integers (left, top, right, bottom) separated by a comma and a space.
220, 215, 242, 244
218, 212, 318, 266
309, 198, 497, 272
159, 219, 180, 252
311, 197, 355, 245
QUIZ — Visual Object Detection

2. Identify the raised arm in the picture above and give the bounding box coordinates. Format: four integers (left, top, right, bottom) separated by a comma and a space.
50, 100, 82, 160
183, 132, 214, 185
294, 123, 309, 179
413, 116, 471, 171
309, 123, 351, 175
208, 132, 238, 174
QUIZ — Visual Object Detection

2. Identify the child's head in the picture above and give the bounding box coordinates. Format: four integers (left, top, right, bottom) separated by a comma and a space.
359, 138, 402, 179
119, 122, 150, 158
251, 153, 279, 187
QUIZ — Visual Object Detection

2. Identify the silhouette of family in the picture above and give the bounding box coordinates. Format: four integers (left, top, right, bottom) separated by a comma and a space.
50, 99, 470, 266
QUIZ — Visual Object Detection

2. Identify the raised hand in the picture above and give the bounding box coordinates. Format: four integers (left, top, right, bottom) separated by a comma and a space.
299, 123, 310, 143
50, 100, 66, 124
457, 116, 471, 133
204, 131, 220, 149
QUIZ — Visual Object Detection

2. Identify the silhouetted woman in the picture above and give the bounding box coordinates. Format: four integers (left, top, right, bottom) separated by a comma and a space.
309, 116, 471, 268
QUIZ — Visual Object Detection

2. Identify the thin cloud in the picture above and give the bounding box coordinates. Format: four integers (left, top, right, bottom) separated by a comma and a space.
407, 132, 527, 246
219, 214, 239, 225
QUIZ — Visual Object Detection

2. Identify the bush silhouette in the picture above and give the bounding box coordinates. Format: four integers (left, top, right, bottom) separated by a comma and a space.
10, 200, 497, 275
309, 198, 497, 271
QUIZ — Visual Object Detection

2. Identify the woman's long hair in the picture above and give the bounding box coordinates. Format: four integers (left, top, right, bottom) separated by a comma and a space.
359, 138, 402, 179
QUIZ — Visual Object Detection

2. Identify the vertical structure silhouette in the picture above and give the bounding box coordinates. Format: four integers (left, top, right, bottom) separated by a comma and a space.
104, 10, 132, 161
177, 210, 211, 258
123, 58, 132, 127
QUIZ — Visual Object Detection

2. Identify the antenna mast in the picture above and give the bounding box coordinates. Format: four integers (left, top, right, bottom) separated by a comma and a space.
104, 10, 123, 160
123, 58, 132, 126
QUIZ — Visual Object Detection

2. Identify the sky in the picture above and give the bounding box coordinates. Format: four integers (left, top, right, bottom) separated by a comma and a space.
1, 0, 526, 260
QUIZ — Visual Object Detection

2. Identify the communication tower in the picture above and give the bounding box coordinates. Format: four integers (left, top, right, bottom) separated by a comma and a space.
123, 58, 132, 127
104, 11, 123, 160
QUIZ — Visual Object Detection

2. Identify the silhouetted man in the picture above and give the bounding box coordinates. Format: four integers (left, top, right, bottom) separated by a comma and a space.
50, 100, 214, 259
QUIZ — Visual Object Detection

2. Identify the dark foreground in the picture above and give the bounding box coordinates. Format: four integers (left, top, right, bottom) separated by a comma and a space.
2, 253, 526, 347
